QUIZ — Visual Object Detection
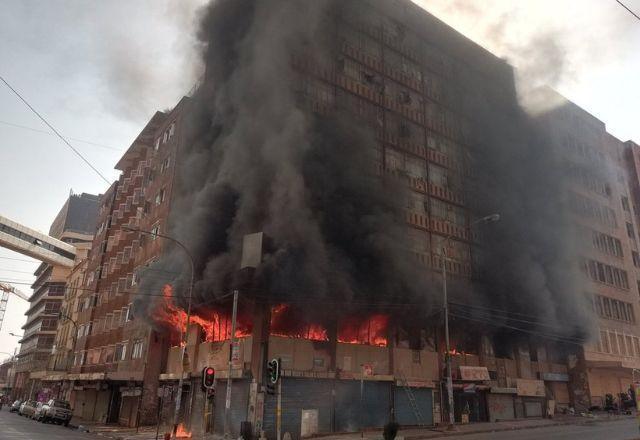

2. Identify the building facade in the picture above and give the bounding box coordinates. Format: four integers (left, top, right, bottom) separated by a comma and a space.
14, 192, 98, 401
67, 99, 188, 426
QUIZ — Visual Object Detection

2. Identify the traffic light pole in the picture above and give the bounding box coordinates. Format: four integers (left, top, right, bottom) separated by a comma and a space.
277, 379, 282, 440
223, 290, 239, 437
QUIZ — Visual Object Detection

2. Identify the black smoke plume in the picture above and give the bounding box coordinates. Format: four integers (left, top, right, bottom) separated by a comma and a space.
137, 0, 594, 341
137, 0, 436, 323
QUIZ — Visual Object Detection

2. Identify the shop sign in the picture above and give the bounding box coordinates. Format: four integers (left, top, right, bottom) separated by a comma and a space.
362, 364, 374, 377
120, 387, 142, 397
463, 383, 476, 393
542, 372, 569, 382
459, 366, 490, 381
516, 379, 545, 397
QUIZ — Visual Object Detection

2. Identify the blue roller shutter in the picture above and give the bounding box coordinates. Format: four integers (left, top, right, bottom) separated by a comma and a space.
263, 377, 333, 440
394, 386, 433, 426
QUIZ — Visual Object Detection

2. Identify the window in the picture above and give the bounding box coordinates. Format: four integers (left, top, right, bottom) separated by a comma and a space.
627, 222, 635, 239
150, 223, 160, 240
155, 188, 165, 205
622, 196, 631, 212
126, 303, 134, 321
160, 156, 171, 173
132, 339, 144, 359
154, 138, 161, 151
168, 122, 175, 139
115, 342, 127, 362
618, 334, 627, 356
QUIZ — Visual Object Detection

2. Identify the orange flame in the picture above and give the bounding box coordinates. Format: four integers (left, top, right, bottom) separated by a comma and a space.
176, 423, 192, 438
269, 304, 329, 341
155, 285, 250, 343
338, 314, 388, 347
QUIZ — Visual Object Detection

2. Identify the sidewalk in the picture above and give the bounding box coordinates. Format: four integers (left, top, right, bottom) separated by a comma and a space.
311, 413, 635, 440
70, 412, 636, 440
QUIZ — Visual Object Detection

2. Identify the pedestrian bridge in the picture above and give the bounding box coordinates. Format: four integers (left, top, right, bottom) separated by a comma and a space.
0, 214, 76, 267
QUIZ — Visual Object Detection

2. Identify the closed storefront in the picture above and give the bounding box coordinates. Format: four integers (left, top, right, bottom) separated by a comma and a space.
516, 379, 546, 418
214, 380, 250, 437
487, 392, 515, 422
335, 380, 391, 432
263, 378, 333, 439
394, 386, 433, 426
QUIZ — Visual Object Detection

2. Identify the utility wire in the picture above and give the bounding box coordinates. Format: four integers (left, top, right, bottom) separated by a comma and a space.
449, 312, 587, 346
0, 120, 121, 152
0, 74, 111, 185
449, 301, 569, 324
615, 0, 640, 20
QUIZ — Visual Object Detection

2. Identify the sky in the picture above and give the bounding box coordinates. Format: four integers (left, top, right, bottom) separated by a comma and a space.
0, 0, 638, 360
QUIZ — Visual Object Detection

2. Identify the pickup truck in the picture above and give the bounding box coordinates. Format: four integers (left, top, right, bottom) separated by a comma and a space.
41, 399, 72, 425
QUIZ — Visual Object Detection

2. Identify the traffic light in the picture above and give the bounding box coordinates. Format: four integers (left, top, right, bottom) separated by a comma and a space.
266, 358, 281, 395
202, 366, 215, 391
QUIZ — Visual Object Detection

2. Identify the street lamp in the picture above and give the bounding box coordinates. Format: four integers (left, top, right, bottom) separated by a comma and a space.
122, 225, 194, 439
442, 213, 499, 429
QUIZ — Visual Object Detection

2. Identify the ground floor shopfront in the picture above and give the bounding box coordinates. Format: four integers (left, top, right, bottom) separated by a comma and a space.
159, 375, 436, 439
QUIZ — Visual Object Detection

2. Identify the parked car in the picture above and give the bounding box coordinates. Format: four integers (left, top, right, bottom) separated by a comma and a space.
19, 400, 37, 418
41, 399, 72, 425
33, 402, 46, 421
10, 400, 22, 412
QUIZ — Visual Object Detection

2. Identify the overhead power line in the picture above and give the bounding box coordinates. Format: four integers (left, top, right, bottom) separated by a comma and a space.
0, 120, 121, 151
0, 74, 111, 185
615, 0, 640, 20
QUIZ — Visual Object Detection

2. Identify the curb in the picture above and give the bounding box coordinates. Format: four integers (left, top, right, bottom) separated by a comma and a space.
405, 416, 634, 439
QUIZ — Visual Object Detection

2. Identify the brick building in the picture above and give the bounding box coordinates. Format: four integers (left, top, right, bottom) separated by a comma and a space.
67, 99, 189, 426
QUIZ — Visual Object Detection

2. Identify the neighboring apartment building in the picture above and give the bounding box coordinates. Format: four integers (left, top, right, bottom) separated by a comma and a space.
68, 99, 188, 426
0, 356, 16, 398
14, 192, 98, 401
534, 97, 640, 409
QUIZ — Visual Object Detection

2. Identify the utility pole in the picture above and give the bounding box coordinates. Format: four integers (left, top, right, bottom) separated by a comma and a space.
224, 290, 239, 437
441, 214, 499, 429
442, 251, 455, 428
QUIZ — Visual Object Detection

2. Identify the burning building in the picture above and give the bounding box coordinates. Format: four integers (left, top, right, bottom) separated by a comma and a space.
59, 0, 640, 436
143, 0, 597, 435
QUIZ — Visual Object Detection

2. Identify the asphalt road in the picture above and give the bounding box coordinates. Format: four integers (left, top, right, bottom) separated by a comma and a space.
447, 418, 640, 440
0, 409, 95, 440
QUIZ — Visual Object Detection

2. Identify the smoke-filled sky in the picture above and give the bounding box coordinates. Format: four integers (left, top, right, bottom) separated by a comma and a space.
0, 0, 638, 356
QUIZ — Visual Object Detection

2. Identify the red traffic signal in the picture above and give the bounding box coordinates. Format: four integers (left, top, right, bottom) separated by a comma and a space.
202, 366, 215, 390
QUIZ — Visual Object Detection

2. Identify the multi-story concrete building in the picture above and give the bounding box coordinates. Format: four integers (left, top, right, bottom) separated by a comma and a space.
68, 99, 189, 426
50, 1, 640, 436
14, 192, 98, 401
532, 96, 640, 409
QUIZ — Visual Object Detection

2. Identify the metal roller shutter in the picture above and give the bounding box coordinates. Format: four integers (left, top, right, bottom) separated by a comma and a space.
394, 386, 433, 426
335, 380, 391, 432
213, 379, 250, 436
263, 377, 333, 440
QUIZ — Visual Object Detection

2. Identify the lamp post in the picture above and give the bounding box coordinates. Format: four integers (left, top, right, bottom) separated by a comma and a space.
122, 226, 194, 439
442, 213, 499, 429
